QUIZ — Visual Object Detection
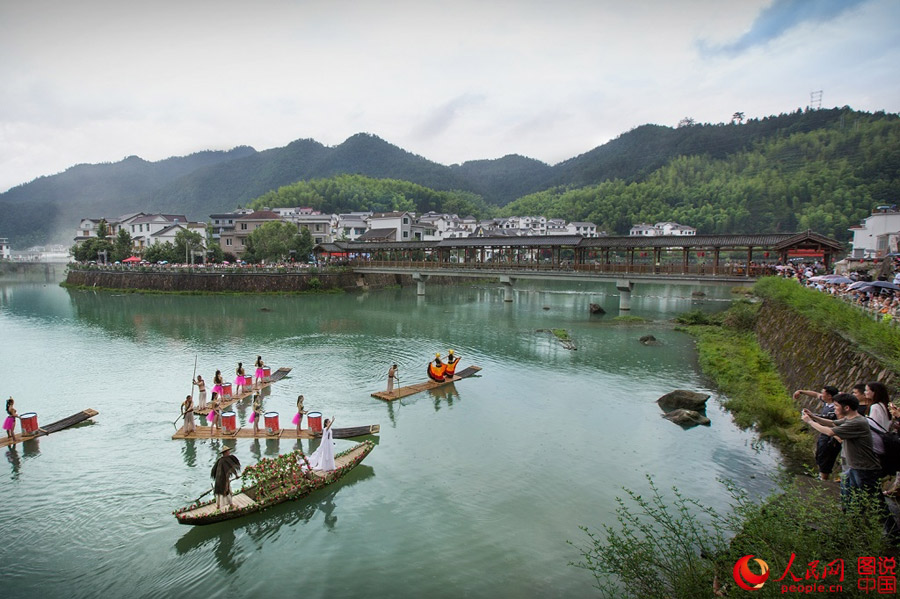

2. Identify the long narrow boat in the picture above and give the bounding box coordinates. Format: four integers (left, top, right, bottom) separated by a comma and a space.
0, 409, 99, 449
172, 423, 380, 440
195, 367, 292, 415
174, 440, 374, 525
371, 365, 482, 401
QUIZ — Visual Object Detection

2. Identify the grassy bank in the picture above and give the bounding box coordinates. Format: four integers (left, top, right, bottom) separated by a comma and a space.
754, 276, 900, 371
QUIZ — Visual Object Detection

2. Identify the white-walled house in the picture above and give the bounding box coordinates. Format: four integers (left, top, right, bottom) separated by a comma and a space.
629, 222, 696, 237
366, 212, 416, 241
129, 214, 191, 249
75, 212, 146, 243
337, 212, 373, 241
285, 213, 340, 245
848, 205, 900, 258
210, 209, 254, 241
219, 210, 282, 256
0, 237, 10, 260
148, 223, 208, 253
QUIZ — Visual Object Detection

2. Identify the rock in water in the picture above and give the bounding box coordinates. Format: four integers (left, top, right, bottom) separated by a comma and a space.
639, 335, 661, 345
657, 390, 710, 412
589, 303, 605, 314
662, 409, 711, 427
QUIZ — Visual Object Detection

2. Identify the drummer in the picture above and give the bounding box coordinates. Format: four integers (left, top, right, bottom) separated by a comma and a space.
293, 395, 307, 435
235, 362, 246, 396
3, 397, 19, 442
211, 370, 224, 403
254, 356, 265, 388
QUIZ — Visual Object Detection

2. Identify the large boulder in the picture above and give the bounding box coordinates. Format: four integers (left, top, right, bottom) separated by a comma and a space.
639, 335, 661, 346
662, 409, 711, 427
657, 390, 710, 412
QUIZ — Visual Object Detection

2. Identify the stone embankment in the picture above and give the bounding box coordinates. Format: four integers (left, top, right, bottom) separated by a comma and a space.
64, 268, 481, 294
755, 299, 898, 410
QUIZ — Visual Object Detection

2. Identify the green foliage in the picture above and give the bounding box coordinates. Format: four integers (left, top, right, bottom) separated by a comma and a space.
573, 476, 893, 599
173, 228, 205, 263
246, 221, 303, 263
96, 219, 109, 239
503, 110, 900, 241
248, 174, 493, 220
71, 237, 113, 262
754, 276, 900, 371
674, 309, 716, 325
142, 242, 177, 263
111, 229, 133, 262
720, 299, 759, 331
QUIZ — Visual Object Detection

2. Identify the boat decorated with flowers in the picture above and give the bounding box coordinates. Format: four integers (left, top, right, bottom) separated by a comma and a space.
173, 440, 374, 525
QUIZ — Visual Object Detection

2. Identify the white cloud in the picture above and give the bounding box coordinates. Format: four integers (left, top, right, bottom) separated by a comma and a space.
0, 0, 897, 192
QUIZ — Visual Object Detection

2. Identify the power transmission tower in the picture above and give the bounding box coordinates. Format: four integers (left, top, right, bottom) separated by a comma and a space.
810, 90, 823, 110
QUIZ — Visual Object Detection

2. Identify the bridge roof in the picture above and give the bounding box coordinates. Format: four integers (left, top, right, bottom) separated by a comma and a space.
437, 235, 585, 248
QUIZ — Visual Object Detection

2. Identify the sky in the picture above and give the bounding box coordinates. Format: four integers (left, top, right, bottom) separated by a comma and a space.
1, 0, 898, 193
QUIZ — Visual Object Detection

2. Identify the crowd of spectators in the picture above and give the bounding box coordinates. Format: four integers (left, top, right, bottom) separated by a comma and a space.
780, 260, 900, 323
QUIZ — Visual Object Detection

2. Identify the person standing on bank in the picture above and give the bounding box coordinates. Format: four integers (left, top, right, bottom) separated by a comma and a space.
193, 375, 207, 410
181, 394, 195, 434
3, 397, 18, 442
864, 381, 892, 431
250, 393, 263, 436
793, 385, 841, 480
802, 394, 899, 539
387, 364, 398, 394
211, 446, 241, 512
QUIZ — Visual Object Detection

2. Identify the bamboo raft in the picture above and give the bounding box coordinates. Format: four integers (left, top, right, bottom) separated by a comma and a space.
370, 365, 482, 401
172, 423, 380, 440
175, 441, 374, 525
195, 367, 292, 415
0, 409, 99, 448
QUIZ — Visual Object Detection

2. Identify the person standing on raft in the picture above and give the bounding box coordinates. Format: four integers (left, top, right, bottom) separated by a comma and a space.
207, 397, 221, 437
234, 362, 246, 396
427, 354, 446, 382
211, 446, 241, 511
254, 356, 265, 389
3, 397, 19, 442
193, 375, 207, 410
211, 370, 224, 403
292, 395, 306, 435
250, 393, 263, 436
181, 394, 195, 434
387, 364, 398, 394
444, 350, 461, 379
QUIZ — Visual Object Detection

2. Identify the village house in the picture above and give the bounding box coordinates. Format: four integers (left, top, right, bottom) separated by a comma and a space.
283, 212, 340, 245
218, 210, 281, 256
629, 222, 697, 237
848, 204, 900, 258
362, 211, 420, 242
129, 214, 203, 250
74, 212, 146, 243
210, 209, 254, 241
337, 212, 373, 241
0, 237, 10, 260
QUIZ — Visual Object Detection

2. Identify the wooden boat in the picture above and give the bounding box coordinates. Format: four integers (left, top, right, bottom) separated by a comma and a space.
174, 440, 374, 525
172, 423, 380, 440
195, 367, 292, 415
371, 365, 482, 401
0, 409, 98, 448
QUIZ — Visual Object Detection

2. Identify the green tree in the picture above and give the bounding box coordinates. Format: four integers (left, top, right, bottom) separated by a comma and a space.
71, 237, 113, 262
293, 228, 314, 262
112, 229, 133, 262
247, 221, 298, 263
97, 219, 109, 239
143, 241, 177, 264
173, 228, 205, 264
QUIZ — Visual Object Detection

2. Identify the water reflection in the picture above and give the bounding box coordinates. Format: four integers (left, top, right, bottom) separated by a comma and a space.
6, 446, 20, 479
427, 383, 459, 411
181, 440, 197, 467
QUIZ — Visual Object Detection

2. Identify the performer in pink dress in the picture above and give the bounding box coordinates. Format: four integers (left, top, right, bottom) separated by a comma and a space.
254, 356, 265, 388
3, 397, 18, 442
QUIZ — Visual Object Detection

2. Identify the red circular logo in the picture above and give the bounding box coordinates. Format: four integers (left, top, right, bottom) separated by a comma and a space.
733, 554, 770, 591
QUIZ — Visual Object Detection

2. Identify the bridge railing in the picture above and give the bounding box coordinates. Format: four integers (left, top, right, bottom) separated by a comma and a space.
351, 259, 777, 278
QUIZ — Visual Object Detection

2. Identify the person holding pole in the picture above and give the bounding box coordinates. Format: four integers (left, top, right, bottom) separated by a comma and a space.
387, 364, 398, 394
211, 446, 241, 511
181, 394, 195, 434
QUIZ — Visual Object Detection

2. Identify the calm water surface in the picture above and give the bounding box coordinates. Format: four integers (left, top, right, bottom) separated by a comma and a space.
0, 278, 780, 598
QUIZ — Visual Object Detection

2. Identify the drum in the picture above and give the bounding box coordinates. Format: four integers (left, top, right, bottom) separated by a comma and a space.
20, 412, 38, 434
307, 412, 322, 433
264, 412, 279, 434
221, 382, 232, 398
263, 366, 271, 379
221, 411, 237, 432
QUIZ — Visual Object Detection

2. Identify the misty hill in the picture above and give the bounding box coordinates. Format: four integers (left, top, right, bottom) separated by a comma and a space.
1, 107, 897, 247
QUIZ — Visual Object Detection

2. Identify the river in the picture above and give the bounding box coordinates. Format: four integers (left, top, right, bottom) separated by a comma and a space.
0, 277, 781, 598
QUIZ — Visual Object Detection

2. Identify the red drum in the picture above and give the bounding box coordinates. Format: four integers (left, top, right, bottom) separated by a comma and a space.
20, 412, 38, 434
264, 412, 279, 434
221, 411, 237, 432
221, 382, 232, 398
307, 412, 322, 433
263, 366, 271, 379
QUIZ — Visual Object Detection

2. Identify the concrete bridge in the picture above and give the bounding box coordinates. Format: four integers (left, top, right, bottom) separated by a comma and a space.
317, 230, 843, 310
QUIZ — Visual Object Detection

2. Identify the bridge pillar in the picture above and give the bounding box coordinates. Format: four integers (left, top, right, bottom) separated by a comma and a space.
500, 275, 515, 302
616, 279, 634, 311
412, 273, 429, 296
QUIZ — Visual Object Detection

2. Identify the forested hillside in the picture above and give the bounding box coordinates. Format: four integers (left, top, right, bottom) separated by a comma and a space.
1, 107, 897, 247
503, 111, 900, 241
248, 174, 491, 219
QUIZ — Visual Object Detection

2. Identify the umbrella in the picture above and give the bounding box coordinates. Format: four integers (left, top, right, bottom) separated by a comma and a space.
122, 256, 141, 263
848, 281, 872, 290
864, 281, 900, 291
825, 276, 853, 285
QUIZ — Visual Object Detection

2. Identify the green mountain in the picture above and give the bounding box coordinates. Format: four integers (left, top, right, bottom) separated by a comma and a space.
1, 107, 897, 248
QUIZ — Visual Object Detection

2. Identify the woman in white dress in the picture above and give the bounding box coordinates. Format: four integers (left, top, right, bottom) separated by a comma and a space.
305, 417, 336, 471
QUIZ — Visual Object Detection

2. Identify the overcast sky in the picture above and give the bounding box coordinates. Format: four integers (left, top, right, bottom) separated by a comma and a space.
1, 0, 898, 193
